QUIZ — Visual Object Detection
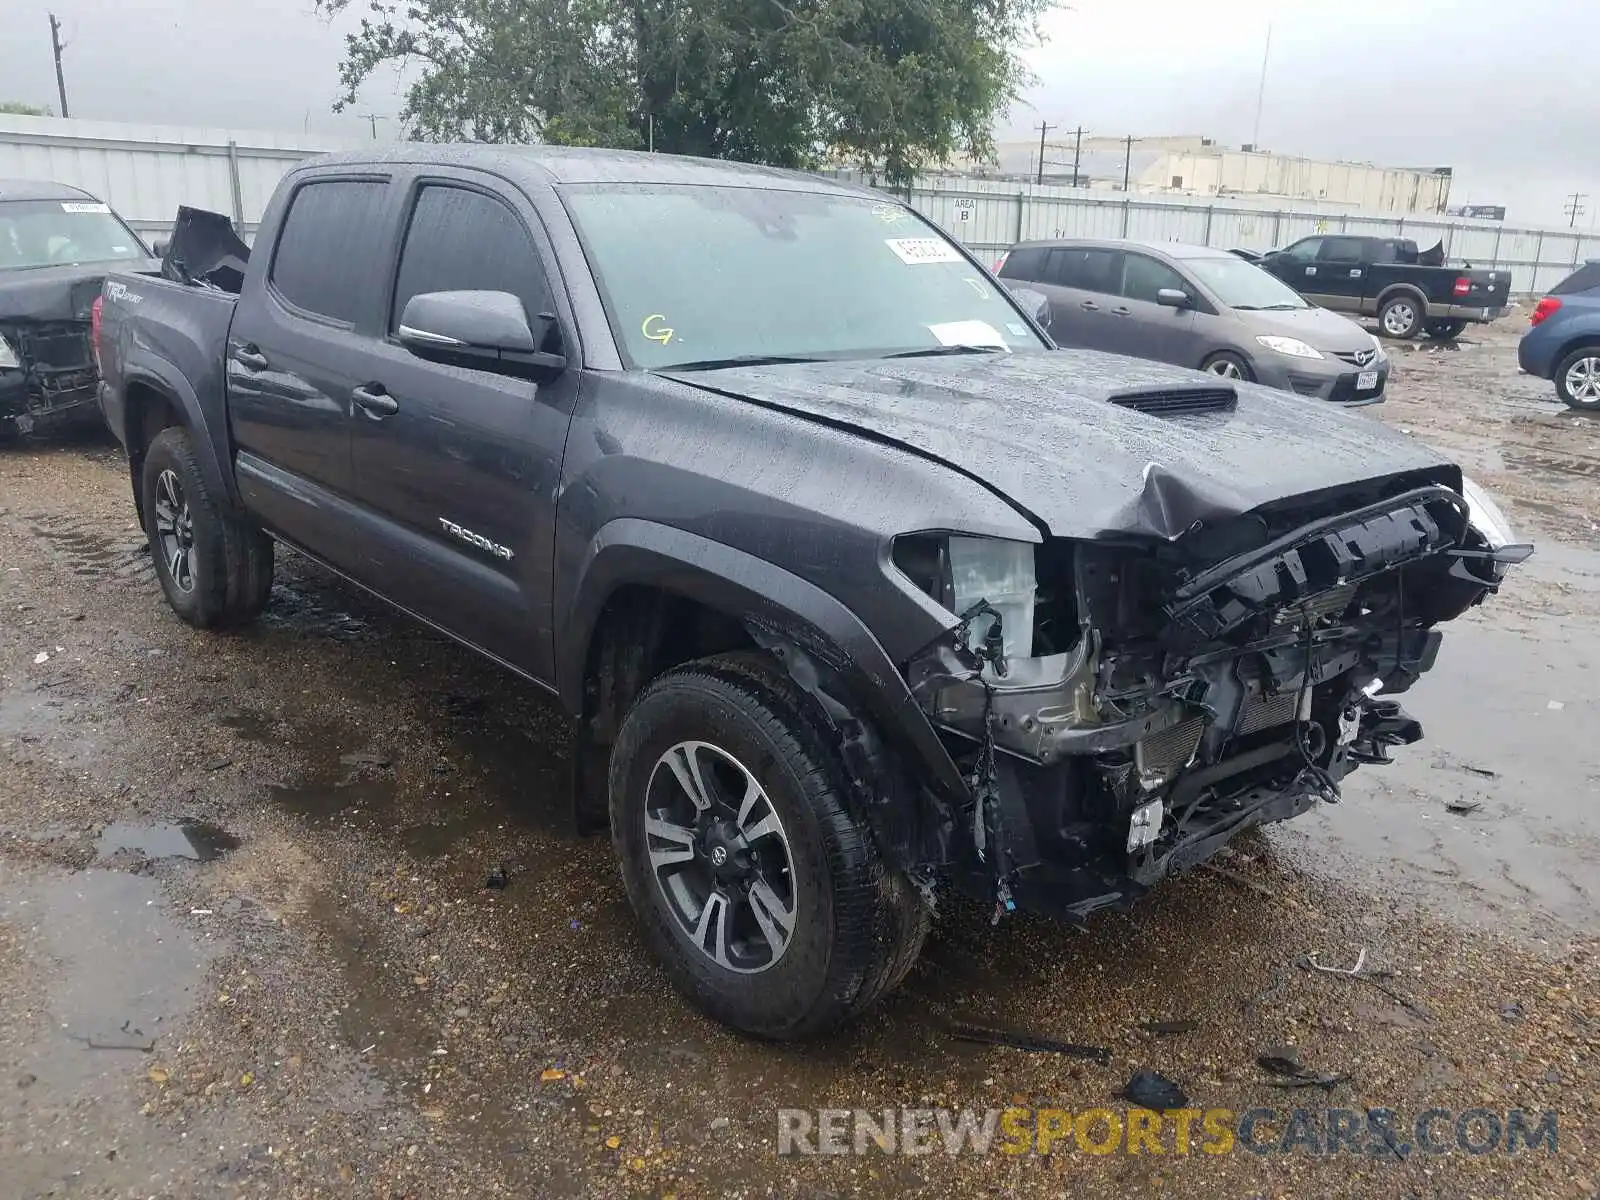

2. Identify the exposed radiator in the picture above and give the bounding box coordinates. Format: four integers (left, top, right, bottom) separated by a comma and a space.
1136, 716, 1206, 779
1236, 689, 1301, 737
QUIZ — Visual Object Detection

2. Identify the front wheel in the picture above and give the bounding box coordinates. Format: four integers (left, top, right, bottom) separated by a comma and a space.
141, 426, 274, 628
1555, 346, 1600, 411
609, 656, 929, 1038
1378, 294, 1425, 339
1201, 351, 1253, 381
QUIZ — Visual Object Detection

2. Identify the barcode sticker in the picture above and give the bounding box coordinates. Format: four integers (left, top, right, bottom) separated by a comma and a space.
61, 201, 110, 214
886, 237, 962, 265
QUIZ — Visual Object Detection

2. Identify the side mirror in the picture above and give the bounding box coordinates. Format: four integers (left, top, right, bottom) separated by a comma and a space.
397, 289, 566, 377
152, 239, 170, 260
1009, 286, 1052, 330
1156, 288, 1191, 309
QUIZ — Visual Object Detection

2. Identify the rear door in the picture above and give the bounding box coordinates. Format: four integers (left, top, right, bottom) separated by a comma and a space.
344, 174, 580, 681
1039, 246, 1124, 350
227, 174, 397, 568
1310, 236, 1369, 313
1101, 251, 1199, 363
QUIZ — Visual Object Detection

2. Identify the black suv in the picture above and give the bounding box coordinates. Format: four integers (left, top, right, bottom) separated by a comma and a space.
96, 147, 1527, 1037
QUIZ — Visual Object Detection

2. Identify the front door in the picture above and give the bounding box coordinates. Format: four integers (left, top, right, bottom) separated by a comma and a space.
226, 176, 395, 567
345, 176, 579, 682
1263, 237, 1323, 300
1102, 251, 1199, 364
1311, 236, 1369, 314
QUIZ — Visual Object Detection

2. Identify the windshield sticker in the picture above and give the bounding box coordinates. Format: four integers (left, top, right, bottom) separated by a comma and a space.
928, 319, 1008, 349
61, 201, 110, 214
641, 313, 675, 345
871, 204, 908, 224
1006, 322, 1028, 337
886, 237, 963, 266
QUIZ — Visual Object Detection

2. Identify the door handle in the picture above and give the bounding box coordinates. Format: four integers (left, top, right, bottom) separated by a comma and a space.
1111, 306, 1132, 317
1079, 300, 1100, 311
233, 346, 269, 372
352, 384, 399, 416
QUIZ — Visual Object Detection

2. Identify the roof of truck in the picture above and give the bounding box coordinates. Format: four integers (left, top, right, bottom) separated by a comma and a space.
0, 178, 97, 203
293, 144, 881, 197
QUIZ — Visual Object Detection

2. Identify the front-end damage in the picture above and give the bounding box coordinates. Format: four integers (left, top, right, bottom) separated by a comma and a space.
893, 474, 1530, 920
0, 318, 100, 432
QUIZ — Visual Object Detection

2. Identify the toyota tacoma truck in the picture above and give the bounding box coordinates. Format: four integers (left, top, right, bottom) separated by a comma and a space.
96, 147, 1530, 1038
0, 179, 157, 439
1249, 234, 1510, 341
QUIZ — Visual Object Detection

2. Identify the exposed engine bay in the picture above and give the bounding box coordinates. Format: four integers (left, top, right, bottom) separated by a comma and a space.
895, 471, 1532, 920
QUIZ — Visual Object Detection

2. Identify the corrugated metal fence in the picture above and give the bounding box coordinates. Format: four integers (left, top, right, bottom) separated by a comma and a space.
5, 115, 1597, 295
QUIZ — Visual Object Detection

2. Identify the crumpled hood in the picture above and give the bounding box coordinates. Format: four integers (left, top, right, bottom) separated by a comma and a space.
663, 349, 1455, 540
0, 259, 159, 324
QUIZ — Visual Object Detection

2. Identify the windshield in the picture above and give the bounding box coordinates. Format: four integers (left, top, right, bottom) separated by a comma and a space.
1188, 256, 1309, 310
0, 199, 148, 272
563, 184, 1046, 369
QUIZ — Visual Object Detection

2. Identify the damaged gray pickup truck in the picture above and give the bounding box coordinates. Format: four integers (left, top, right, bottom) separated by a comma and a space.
96, 147, 1531, 1038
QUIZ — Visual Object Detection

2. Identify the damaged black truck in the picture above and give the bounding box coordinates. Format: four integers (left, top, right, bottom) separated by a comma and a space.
95, 147, 1530, 1038
0, 179, 157, 440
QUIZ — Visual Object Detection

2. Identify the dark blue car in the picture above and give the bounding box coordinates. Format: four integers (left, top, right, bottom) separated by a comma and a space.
1519, 260, 1600, 410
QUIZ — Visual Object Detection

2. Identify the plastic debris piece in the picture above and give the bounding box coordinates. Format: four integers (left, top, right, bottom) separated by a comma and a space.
484, 866, 510, 891
1445, 799, 1483, 815
949, 1023, 1112, 1063
1118, 1069, 1189, 1109
1140, 1019, 1199, 1037
33, 651, 49, 664
539, 1068, 566, 1083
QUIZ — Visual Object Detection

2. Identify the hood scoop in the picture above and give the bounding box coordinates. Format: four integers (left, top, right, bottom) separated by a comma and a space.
1109, 385, 1237, 417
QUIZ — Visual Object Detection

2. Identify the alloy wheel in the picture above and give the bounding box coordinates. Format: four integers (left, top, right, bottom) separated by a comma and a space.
643, 740, 797, 974
152, 468, 196, 593
1564, 356, 1600, 403
1207, 358, 1243, 379
1382, 303, 1417, 336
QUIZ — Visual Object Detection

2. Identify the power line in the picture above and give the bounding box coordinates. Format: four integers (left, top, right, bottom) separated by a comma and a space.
48, 13, 69, 119
1564, 192, 1588, 228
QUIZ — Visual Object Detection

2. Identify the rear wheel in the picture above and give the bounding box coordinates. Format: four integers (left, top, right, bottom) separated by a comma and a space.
1378, 294, 1425, 339
609, 656, 929, 1038
140, 426, 274, 628
1425, 318, 1468, 340
1554, 345, 1600, 411
1201, 351, 1253, 381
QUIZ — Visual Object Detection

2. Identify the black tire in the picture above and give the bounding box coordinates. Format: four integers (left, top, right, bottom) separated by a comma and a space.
609, 655, 929, 1038
1200, 350, 1253, 382
140, 426, 274, 628
0, 417, 20, 447
1377, 293, 1426, 340
1425, 318, 1468, 340
1554, 344, 1600, 411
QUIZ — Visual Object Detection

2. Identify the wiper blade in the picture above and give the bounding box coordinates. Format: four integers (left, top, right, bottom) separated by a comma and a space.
882, 344, 1006, 359
659, 353, 823, 371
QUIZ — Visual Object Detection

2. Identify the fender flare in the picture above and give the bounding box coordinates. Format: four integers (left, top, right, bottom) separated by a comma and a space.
1375, 283, 1428, 317
558, 517, 968, 807
119, 353, 240, 512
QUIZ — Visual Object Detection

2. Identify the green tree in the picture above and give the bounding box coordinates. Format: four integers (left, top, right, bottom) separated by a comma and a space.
0, 101, 53, 116
317, 0, 1050, 185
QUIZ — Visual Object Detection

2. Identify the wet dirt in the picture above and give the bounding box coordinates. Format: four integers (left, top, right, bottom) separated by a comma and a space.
0, 325, 1596, 1197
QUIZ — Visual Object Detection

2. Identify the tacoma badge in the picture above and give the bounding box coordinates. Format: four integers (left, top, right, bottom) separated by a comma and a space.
439, 517, 513, 561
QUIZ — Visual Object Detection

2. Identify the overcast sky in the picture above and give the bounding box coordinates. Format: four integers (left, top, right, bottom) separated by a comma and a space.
2, 0, 1595, 226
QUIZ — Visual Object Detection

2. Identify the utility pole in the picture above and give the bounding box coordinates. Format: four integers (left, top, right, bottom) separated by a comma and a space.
1071, 126, 1083, 188
356, 113, 380, 139
48, 13, 70, 119
1123, 134, 1134, 191
1035, 121, 1055, 185
1251, 21, 1272, 149
1564, 192, 1588, 228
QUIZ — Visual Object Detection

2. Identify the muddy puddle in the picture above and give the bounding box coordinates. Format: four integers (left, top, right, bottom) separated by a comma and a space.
96, 820, 240, 862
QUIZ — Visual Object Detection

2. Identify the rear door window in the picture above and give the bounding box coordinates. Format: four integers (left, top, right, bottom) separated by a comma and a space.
997, 246, 1048, 282
269, 180, 391, 324
1120, 254, 1188, 303
1047, 247, 1121, 294
390, 185, 555, 337
1318, 237, 1365, 262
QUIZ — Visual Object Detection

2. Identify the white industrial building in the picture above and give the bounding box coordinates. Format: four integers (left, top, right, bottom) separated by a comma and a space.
947, 135, 1454, 215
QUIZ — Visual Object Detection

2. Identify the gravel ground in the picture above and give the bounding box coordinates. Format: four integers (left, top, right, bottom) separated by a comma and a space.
1, 317, 1597, 1198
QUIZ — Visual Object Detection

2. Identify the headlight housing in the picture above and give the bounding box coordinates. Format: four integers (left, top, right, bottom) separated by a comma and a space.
1256, 335, 1324, 360
1460, 475, 1515, 549
0, 335, 19, 370
893, 535, 1036, 660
